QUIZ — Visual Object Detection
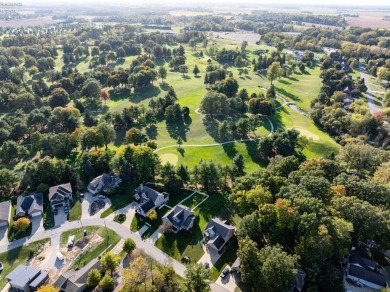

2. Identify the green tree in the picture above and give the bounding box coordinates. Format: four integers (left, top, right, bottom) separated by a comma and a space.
101, 252, 120, 275
87, 269, 101, 287
122, 238, 136, 257
184, 264, 211, 292
0, 169, 18, 199
99, 274, 115, 291
125, 128, 147, 145
267, 62, 282, 85
193, 65, 200, 76
98, 122, 116, 150
158, 66, 167, 82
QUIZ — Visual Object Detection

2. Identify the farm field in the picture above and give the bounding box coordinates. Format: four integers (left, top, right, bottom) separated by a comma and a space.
346, 11, 390, 28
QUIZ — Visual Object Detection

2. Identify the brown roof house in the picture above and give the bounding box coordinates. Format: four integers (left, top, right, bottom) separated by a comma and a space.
16, 192, 43, 218
203, 218, 236, 252
0, 200, 11, 227
49, 183, 73, 211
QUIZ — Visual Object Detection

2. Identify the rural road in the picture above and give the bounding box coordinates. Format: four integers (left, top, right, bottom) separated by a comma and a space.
0, 218, 229, 292
359, 62, 381, 114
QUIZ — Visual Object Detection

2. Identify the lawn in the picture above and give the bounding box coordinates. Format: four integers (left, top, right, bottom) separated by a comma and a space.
155, 192, 234, 262
60, 226, 120, 269
68, 199, 82, 222
113, 213, 126, 224
130, 206, 170, 239
0, 238, 50, 289
167, 189, 195, 207
180, 192, 207, 210
100, 182, 137, 218
209, 239, 239, 281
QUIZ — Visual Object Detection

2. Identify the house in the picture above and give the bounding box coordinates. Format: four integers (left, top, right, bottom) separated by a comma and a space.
49, 183, 73, 211
16, 192, 43, 218
55, 258, 101, 292
0, 200, 11, 227
135, 184, 169, 217
6, 265, 48, 292
88, 173, 122, 195
162, 204, 195, 233
347, 246, 387, 289
203, 218, 236, 252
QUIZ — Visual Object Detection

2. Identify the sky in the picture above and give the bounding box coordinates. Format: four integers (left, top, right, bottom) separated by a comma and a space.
21, 0, 390, 6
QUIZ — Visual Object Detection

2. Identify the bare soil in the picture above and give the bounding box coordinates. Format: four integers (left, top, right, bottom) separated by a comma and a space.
346, 12, 390, 29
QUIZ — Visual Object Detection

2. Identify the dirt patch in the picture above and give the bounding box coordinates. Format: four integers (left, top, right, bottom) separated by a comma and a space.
27, 242, 51, 268
46, 231, 104, 283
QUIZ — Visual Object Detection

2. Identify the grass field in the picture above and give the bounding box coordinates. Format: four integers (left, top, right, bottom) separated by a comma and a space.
130, 206, 170, 239
0, 238, 50, 289
68, 199, 82, 222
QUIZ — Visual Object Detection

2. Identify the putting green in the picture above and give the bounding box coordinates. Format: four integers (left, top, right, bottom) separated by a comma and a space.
289, 127, 320, 141
160, 153, 179, 166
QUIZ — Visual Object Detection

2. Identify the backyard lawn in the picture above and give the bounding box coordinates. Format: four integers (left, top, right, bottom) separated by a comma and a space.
130, 206, 171, 239
0, 238, 50, 289
100, 182, 137, 218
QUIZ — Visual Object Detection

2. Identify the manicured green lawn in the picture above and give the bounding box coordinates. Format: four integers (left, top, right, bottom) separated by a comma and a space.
113, 213, 126, 224
180, 192, 207, 210
0, 238, 50, 289
68, 199, 82, 222
100, 183, 136, 218
209, 239, 239, 281
168, 189, 195, 207
130, 206, 170, 239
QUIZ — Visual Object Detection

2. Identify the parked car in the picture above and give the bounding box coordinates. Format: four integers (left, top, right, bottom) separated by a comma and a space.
220, 265, 231, 278
98, 194, 106, 199
0, 262, 3, 271
56, 251, 64, 261
67, 235, 75, 248
54, 208, 58, 215
64, 205, 69, 214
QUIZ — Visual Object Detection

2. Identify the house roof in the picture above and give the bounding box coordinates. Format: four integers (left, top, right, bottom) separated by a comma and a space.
49, 183, 72, 203
209, 235, 225, 250
55, 258, 101, 292
349, 255, 377, 270
139, 199, 155, 214
16, 193, 43, 216
6, 265, 42, 287
232, 257, 240, 269
135, 185, 164, 204
164, 204, 195, 230
205, 218, 235, 241
89, 173, 121, 192
0, 200, 11, 223
349, 265, 387, 287
29, 271, 48, 288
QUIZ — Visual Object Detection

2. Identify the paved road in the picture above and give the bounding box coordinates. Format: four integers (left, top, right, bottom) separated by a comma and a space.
0, 218, 229, 292
359, 62, 381, 114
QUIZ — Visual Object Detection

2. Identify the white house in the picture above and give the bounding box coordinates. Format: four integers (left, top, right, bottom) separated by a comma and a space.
135, 184, 169, 217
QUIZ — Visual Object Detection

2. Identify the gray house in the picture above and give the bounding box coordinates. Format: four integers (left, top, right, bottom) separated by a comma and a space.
203, 218, 235, 252
7, 265, 48, 292
16, 193, 43, 218
162, 204, 195, 233
55, 258, 101, 292
0, 200, 11, 227
49, 183, 73, 211
88, 173, 122, 195
135, 184, 169, 217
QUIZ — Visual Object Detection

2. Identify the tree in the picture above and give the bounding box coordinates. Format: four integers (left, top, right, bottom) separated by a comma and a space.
238, 237, 262, 288
267, 62, 282, 85
122, 238, 136, 257
193, 65, 200, 76
158, 66, 167, 82
48, 88, 69, 108
101, 89, 110, 104
98, 122, 116, 150
36, 285, 59, 292
81, 78, 102, 98
0, 169, 18, 199
126, 128, 147, 145
177, 137, 183, 147
259, 245, 298, 292
13, 217, 30, 233
231, 153, 245, 177
373, 162, 390, 186
101, 252, 120, 275
184, 264, 211, 292
179, 65, 189, 76
87, 269, 101, 287
99, 274, 115, 291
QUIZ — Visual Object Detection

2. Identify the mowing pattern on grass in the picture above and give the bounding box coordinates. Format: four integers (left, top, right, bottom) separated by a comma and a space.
0, 238, 50, 289
100, 183, 137, 218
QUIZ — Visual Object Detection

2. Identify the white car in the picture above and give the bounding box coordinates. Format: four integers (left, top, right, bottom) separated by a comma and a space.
220, 265, 231, 278
56, 251, 64, 261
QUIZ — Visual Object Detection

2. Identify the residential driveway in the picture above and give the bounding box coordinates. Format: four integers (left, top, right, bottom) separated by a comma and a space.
198, 245, 222, 268
31, 216, 44, 235
0, 226, 8, 246
106, 202, 138, 228
81, 192, 111, 219
215, 272, 239, 292
54, 206, 68, 227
